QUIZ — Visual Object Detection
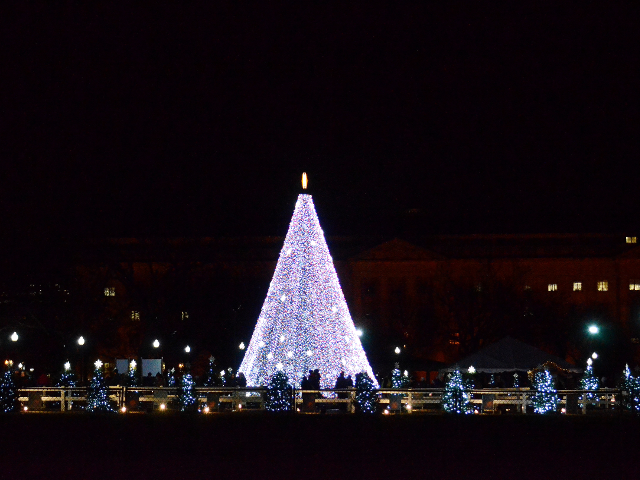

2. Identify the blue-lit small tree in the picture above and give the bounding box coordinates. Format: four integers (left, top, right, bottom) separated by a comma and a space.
441, 368, 472, 414
265, 371, 293, 412
355, 372, 377, 414
86, 360, 113, 413
532, 368, 557, 414
0, 369, 18, 413
167, 368, 176, 387
620, 364, 640, 413
202, 356, 218, 387
391, 364, 410, 389
579, 359, 599, 402
56, 362, 77, 388
178, 372, 198, 412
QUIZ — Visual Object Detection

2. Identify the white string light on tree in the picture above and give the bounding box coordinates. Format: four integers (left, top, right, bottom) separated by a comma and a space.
239, 174, 378, 388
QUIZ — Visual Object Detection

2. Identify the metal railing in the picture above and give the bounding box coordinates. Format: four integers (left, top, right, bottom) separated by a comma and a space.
15, 386, 623, 414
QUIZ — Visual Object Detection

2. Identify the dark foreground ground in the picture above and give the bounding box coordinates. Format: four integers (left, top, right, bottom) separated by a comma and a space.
1, 413, 639, 480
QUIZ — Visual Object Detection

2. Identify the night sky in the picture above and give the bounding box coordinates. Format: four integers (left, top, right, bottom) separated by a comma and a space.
2, 5, 639, 250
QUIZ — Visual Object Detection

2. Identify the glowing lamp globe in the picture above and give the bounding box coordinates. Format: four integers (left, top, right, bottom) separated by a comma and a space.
10, 332, 18, 342
588, 325, 599, 335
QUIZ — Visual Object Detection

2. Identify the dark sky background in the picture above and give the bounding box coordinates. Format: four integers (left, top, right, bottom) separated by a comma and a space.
2, 4, 639, 251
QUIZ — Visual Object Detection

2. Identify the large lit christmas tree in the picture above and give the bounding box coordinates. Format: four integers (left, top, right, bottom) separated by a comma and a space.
239, 174, 377, 389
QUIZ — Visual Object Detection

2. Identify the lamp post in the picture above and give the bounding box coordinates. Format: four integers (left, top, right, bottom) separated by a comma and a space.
77, 336, 86, 385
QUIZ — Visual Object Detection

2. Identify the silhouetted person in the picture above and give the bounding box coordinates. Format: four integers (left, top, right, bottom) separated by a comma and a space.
301, 375, 312, 390
236, 372, 246, 387
312, 369, 321, 390
155, 372, 164, 387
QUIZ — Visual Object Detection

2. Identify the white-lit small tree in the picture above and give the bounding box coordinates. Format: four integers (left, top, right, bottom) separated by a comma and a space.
441, 368, 472, 414
532, 368, 557, 414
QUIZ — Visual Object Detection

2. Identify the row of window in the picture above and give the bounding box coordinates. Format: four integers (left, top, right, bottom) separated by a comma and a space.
546, 281, 640, 292
626, 237, 637, 243
128, 311, 189, 321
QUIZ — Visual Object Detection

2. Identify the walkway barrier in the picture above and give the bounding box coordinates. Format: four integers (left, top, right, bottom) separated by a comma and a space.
15, 386, 621, 414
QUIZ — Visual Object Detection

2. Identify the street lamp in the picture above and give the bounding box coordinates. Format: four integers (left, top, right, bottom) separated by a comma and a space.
394, 346, 401, 355
239, 342, 245, 350
356, 328, 364, 338
588, 325, 599, 335
592, 352, 598, 360
10, 332, 18, 342
153, 339, 160, 349
184, 345, 191, 353
77, 336, 86, 385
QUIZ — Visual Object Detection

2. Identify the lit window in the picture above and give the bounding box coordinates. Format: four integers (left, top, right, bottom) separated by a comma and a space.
626, 237, 637, 244
597, 281, 608, 292
104, 287, 115, 297
573, 282, 582, 291
524, 285, 531, 291
630, 282, 640, 291
181, 311, 189, 320
131, 311, 140, 321
548, 284, 557, 292
449, 332, 460, 345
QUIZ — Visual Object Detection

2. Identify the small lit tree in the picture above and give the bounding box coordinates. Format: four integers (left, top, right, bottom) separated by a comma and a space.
86, 360, 113, 413
56, 362, 76, 388
579, 359, 599, 402
167, 368, 176, 387
127, 360, 138, 387
265, 371, 293, 412
178, 372, 198, 412
620, 364, 640, 413
203, 356, 218, 387
355, 372, 377, 414
531, 368, 557, 414
441, 368, 472, 414
0, 369, 18, 413
391, 364, 409, 389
